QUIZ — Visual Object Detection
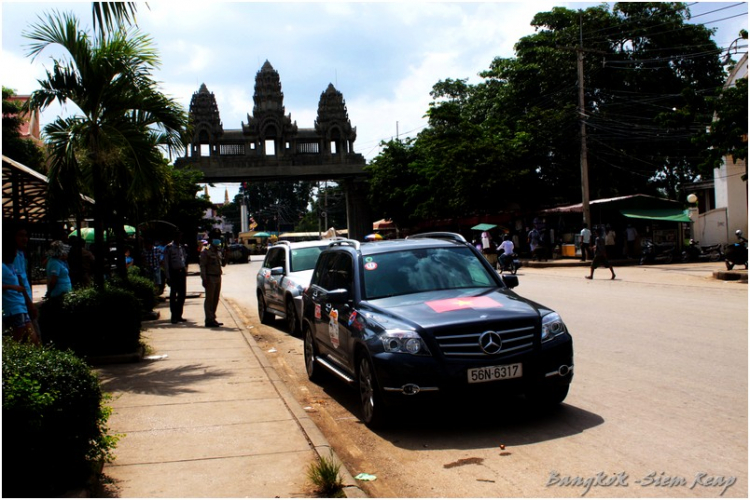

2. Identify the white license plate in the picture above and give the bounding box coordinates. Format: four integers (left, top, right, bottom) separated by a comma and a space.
467, 363, 522, 383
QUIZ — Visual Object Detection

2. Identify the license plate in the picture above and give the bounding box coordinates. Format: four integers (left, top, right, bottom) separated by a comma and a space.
467, 363, 522, 383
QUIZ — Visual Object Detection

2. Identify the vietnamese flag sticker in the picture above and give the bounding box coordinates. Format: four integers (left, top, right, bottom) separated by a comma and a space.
425, 296, 503, 313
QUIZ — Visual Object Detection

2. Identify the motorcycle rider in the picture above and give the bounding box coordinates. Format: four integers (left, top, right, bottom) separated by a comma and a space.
498, 234, 515, 270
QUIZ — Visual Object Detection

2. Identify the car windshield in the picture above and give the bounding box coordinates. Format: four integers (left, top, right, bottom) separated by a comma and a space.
290, 246, 325, 272
363, 246, 497, 300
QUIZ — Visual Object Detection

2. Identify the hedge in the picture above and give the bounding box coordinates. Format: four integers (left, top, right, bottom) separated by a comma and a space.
39, 283, 142, 358
2, 338, 119, 497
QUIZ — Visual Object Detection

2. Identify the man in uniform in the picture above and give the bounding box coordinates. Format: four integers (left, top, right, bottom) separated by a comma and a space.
200, 229, 225, 327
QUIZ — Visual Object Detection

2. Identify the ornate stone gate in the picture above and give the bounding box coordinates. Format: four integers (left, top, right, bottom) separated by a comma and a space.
175, 61, 372, 240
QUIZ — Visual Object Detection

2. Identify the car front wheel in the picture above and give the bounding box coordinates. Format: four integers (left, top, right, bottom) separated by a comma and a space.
303, 323, 322, 382
286, 299, 299, 336
358, 355, 387, 428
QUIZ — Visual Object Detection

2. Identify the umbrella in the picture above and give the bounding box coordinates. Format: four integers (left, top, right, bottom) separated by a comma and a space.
471, 223, 497, 231
365, 233, 384, 241
69, 225, 136, 243
253, 232, 271, 238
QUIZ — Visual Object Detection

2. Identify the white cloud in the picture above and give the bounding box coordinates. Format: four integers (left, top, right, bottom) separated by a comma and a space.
3, 0, 746, 168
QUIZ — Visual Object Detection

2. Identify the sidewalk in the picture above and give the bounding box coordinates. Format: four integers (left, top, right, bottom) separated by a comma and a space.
93, 273, 366, 498
523, 257, 748, 281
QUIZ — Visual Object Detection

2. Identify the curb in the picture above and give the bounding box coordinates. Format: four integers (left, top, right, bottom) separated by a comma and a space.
221, 297, 368, 498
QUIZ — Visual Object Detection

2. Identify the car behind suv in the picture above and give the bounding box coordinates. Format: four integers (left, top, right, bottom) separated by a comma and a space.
302, 233, 574, 427
257, 240, 330, 334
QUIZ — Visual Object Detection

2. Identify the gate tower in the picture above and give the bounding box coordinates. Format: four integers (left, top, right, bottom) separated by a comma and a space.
175, 61, 371, 240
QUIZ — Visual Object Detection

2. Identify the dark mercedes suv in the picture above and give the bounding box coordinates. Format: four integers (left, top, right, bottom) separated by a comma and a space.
301, 233, 573, 427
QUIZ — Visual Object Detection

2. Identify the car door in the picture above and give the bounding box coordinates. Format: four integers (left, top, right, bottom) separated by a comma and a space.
263, 248, 285, 312
310, 252, 356, 370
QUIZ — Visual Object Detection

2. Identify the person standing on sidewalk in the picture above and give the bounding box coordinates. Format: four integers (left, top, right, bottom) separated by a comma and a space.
164, 232, 188, 324
200, 230, 225, 328
3, 234, 40, 345
10, 223, 40, 339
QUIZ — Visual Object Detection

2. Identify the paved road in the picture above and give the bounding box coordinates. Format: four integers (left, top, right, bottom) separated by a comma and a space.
222, 259, 747, 498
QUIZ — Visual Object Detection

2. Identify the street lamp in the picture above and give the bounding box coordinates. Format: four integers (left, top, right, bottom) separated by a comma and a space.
687, 193, 698, 204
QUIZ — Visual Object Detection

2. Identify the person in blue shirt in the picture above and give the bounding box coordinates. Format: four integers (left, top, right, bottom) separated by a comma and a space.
45, 241, 72, 299
3, 236, 39, 344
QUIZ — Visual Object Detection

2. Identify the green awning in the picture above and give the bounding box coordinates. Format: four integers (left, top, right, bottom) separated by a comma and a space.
620, 208, 692, 223
471, 223, 497, 231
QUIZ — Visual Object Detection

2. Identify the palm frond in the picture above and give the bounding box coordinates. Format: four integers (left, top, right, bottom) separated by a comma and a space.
92, 2, 140, 34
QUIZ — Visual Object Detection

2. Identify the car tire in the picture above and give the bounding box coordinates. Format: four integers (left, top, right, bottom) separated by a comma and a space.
526, 383, 569, 408
257, 292, 273, 324
358, 355, 387, 428
303, 323, 323, 382
286, 298, 299, 336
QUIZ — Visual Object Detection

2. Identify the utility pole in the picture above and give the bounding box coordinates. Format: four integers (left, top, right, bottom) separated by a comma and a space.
578, 12, 591, 227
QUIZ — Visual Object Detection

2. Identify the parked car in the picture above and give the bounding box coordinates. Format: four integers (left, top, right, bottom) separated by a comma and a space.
301, 232, 574, 428
226, 244, 250, 264
256, 240, 331, 335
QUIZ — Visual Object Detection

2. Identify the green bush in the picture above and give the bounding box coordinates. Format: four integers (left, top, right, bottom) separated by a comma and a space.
113, 269, 159, 314
39, 285, 142, 358
2, 338, 119, 497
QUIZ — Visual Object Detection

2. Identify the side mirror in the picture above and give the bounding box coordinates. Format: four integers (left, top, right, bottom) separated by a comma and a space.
270, 266, 284, 276
323, 288, 350, 303
501, 274, 519, 289
310, 285, 349, 303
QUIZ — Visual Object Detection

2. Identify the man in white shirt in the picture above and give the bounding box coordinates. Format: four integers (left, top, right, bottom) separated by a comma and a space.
580, 224, 592, 262
498, 235, 515, 269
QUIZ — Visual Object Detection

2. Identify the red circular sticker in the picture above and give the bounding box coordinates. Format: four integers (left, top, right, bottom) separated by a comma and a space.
364, 262, 378, 271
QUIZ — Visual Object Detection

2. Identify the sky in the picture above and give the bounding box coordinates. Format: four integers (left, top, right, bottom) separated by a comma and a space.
2, 1, 747, 202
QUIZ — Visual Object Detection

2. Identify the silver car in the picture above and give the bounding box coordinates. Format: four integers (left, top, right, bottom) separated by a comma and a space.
256, 240, 329, 334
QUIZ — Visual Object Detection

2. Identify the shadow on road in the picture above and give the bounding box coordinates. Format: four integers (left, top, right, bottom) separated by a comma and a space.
312, 374, 604, 450
379, 399, 604, 451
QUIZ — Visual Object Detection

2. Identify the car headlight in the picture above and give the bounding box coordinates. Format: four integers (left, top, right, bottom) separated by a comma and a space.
381, 330, 431, 356
541, 312, 567, 342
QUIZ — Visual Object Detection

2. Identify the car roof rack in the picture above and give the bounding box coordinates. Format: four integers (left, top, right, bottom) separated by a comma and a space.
328, 238, 361, 250
406, 232, 468, 244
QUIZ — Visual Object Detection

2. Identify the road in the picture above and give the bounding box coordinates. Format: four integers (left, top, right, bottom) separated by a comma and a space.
220, 258, 747, 498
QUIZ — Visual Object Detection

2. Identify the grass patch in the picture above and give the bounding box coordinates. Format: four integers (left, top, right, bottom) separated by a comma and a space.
307, 450, 344, 497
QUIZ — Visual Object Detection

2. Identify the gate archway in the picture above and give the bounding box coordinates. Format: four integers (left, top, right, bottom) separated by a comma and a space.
175, 61, 372, 240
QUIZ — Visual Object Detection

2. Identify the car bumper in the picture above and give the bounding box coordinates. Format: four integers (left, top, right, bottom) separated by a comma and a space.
370, 334, 573, 400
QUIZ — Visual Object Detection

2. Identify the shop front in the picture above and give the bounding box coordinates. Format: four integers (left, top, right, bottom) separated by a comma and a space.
536, 194, 691, 259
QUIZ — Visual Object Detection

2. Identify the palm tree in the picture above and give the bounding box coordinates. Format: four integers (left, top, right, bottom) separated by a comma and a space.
25, 10, 188, 286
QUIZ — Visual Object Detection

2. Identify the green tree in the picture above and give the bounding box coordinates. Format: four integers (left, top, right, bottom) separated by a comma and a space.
367, 2, 727, 222
243, 180, 314, 233
695, 72, 748, 179
25, 11, 188, 285
2, 87, 46, 172
365, 138, 428, 227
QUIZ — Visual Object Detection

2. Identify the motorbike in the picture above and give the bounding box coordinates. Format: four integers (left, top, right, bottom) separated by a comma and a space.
724, 230, 748, 270
639, 239, 677, 265
681, 239, 723, 263
497, 252, 522, 275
